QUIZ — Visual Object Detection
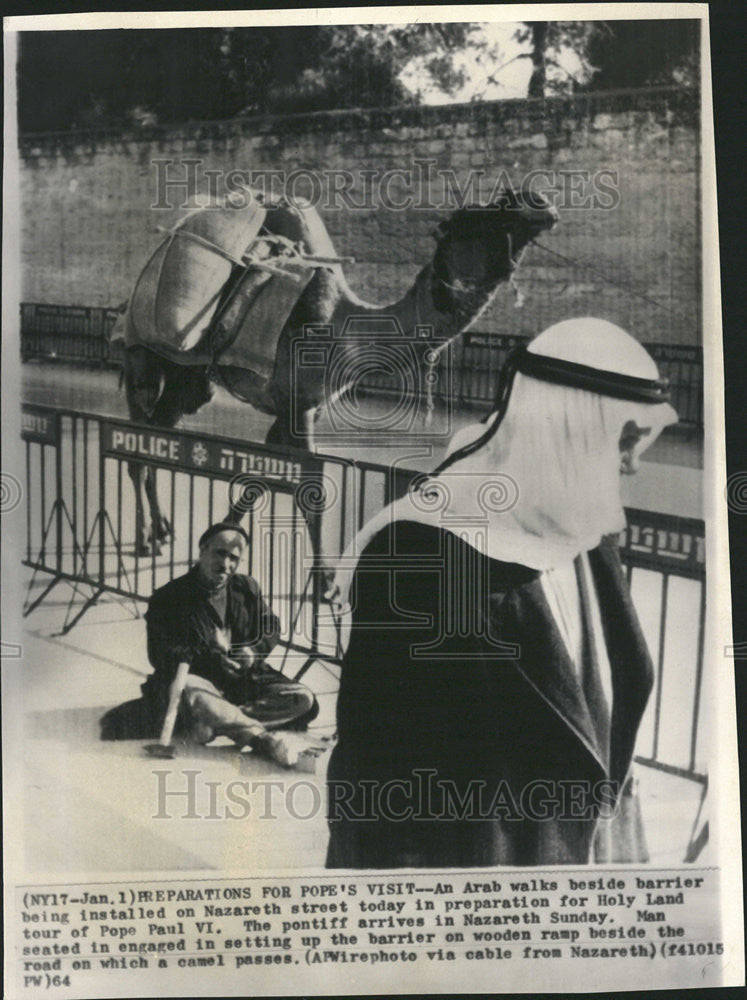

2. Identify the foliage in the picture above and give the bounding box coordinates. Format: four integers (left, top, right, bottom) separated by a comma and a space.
580, 19, 700, 90
514, 19, 700, 96
17, 24, 485, 131
16, 19, 699, 133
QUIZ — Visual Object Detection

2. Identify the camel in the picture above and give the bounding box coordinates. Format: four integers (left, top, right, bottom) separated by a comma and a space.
120, 185, 557, 554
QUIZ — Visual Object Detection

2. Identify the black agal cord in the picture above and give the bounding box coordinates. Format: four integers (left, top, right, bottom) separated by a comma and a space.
431, 347, 670, 477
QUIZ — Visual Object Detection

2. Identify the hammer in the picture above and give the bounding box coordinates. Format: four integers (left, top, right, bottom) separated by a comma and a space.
145, 661, 190, 759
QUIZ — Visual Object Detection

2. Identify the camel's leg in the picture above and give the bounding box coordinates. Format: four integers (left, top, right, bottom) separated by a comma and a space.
300, 406, 320, 452
223, 413, 316, 528
144, 467, 172, 547
126, 463, 171, 556
123, 346, 199, 555
265, 405, 319, 451
127, 460, 156, 556
124, 348, 164, 555
225, 487, 250, 529
264, 417, 287, 448
264, 404, 334, 593
125, 450, 171, 556
225, 412, 292, 528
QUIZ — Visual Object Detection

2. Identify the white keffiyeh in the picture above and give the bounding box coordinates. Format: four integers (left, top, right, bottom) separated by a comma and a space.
332, 318, 678, 620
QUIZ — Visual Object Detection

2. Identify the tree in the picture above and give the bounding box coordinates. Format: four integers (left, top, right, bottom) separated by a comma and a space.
580, 19, 700, 90
514, 21, 602, 96
17, 24, 488, 132
513, 19, 699, 96
16, 19, 700, 133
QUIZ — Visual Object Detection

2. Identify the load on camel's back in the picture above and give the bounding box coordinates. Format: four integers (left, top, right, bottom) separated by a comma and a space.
115, 192, 347, 413
114, 184, 558, 554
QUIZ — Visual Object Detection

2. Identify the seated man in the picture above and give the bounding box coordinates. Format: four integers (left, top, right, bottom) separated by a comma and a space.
103, 522, 318, 766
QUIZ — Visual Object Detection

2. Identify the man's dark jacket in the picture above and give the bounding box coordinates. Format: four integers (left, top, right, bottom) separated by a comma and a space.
326, 521, 653, 869
142, 566, 281, 712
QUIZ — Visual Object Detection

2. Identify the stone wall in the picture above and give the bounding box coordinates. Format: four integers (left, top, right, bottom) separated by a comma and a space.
19, 87, 700, 345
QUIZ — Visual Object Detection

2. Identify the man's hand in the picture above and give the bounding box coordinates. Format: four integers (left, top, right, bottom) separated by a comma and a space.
217, 644, 257, 680
220, 659, 244, 680
231, 644, 257, 670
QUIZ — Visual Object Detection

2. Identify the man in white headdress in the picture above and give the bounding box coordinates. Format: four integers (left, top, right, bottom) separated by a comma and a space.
325, 318, 678, 868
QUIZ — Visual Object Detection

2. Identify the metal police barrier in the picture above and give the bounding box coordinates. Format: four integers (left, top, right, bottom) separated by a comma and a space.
21, 404, 421, 679
20, 303, 123, 366
621, 509, 706, 784
21, 403, 705, 782
22, 405, 103, 622
362, 329, 703, 430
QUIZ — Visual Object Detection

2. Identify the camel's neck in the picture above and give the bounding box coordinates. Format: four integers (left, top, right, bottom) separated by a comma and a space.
330, 261, 499, 346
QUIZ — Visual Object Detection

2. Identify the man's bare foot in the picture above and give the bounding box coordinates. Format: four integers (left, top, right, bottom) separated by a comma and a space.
250, 731, 300, 768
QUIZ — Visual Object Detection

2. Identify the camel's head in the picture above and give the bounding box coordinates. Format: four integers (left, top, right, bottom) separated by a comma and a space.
432, 184, 557, 313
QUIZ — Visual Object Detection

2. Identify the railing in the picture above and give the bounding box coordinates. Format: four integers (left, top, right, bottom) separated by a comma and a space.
21, 404, 419, 677
20, 303, 124, 366
619, 508, 706, 783
366, 330, 704, 430
19, 303, 703, 429
21, 403, 706, 783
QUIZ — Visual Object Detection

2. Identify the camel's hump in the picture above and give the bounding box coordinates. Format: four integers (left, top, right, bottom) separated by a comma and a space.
263, 198, 340, 266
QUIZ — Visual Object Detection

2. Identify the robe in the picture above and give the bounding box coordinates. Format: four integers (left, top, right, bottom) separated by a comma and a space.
326, 520, 652, 868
